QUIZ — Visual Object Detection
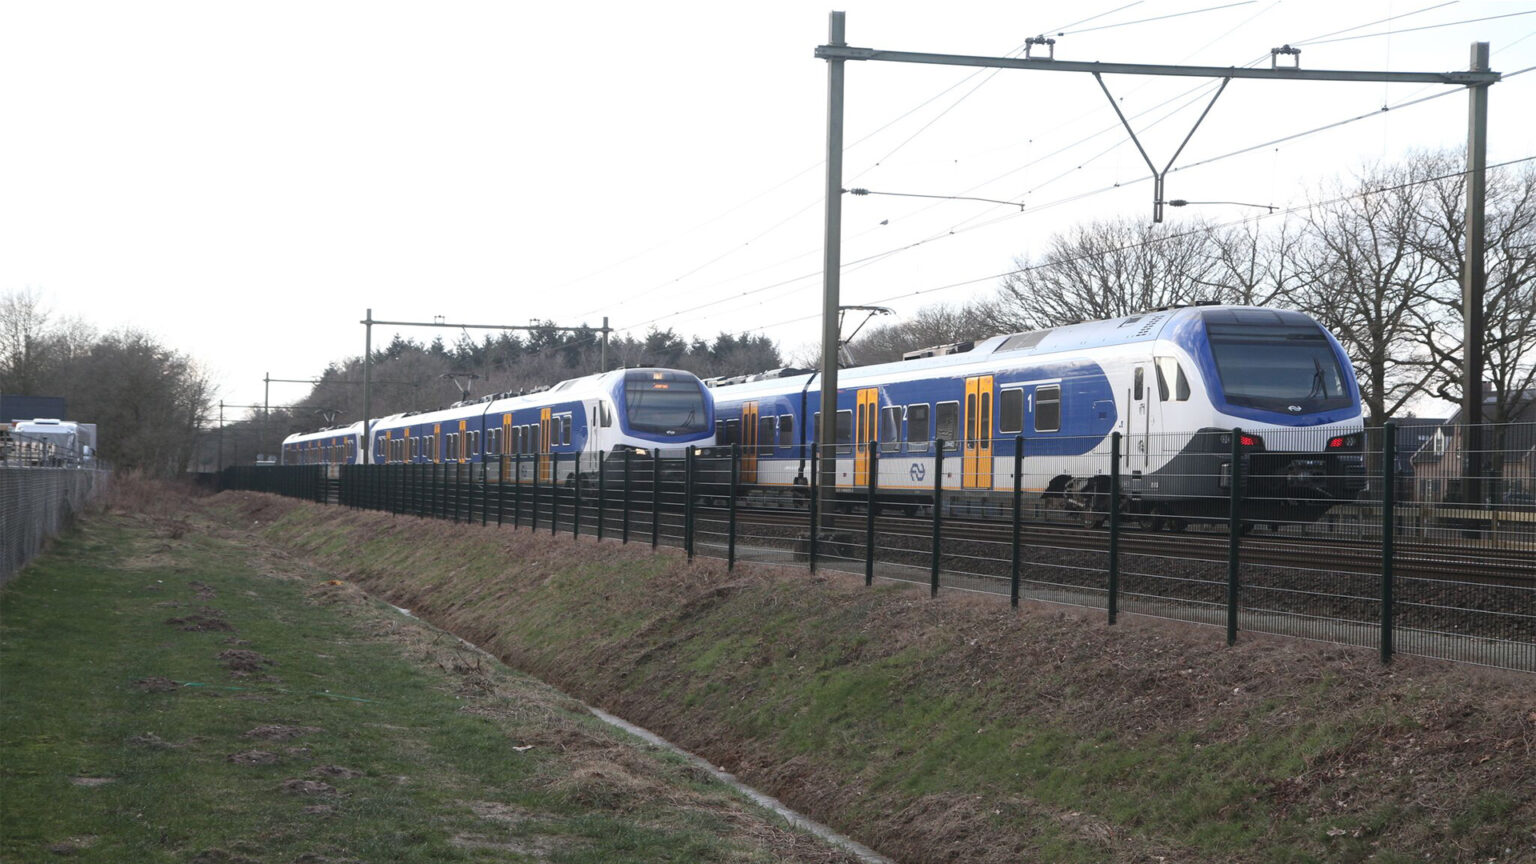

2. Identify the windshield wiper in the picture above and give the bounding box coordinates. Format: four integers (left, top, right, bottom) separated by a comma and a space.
1305, 357, 1329, 400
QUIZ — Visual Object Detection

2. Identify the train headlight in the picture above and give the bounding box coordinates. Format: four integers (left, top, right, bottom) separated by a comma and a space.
1327, 435, 1359, 449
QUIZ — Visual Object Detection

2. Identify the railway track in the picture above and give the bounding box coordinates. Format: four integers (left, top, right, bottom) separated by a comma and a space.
693, 505, 1536, 586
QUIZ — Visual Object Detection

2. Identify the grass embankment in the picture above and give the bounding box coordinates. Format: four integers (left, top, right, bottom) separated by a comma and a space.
242, 494, 1536, 864
0, 492, 863, 863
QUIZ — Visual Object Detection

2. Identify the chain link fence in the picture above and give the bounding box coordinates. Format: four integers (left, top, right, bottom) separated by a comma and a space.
1, 467, 111, 584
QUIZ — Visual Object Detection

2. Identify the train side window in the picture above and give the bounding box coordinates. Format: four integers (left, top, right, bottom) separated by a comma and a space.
601, 402, 612, 427
1134, 368, 1145, 401
835, 410, 853, 455
530, 425, 540, 453
1034, 385, 1061, 432
724, 419, 740, 445
999, 389, 1023, 434
777, 415, 794, 451
880, 406, 902, 452
1155, 357, 1190, 402
758, 416, 774, 456
907, 403, 930, 452
935, 401, 959, 450
562, 416, 572, 446
715, 420, 725, 442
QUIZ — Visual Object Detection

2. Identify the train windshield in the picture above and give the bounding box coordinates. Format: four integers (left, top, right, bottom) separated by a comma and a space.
1206, 321, 1353, 413
623, 370, 709, 435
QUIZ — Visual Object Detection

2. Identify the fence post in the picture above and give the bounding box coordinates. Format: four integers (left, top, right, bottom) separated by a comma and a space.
650, 453, 660, 550
685, 446, 696, 560
931, 440, 945, 598
1226, 428, 1244, 646
531, 454, 541, 533
551, 452, 560, 538
513, 454, 523, 529
1381, 421, 1396, 664
573, 452, 582, 540
728, 443, 739, 570
865, 444, 878, 586
808, 443, 819, 573
1109, 432, 1121, 625
597, 451, 607, 541
481, 463, 488, 527
1011, 435, 1023, 609
622, 449, 632, 544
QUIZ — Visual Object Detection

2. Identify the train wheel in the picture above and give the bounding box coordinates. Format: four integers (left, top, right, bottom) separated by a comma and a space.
1081, 493, 1106, 529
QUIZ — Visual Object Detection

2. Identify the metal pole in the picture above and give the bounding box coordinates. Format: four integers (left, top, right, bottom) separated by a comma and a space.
622, 449, 632, 544
601, 316, 609, 373
1109, 432, 1121, 624
864, 444, 878, 586
531, 453, 540, 533
362, 309, 372, 466
218, 401, 225, 472
1010, 435, 1023, 609
1381, 422, 1397, 664
1462, 42, 1490, 507
931, 440, 944, 598
728, 443, 740, 570
263, 372, 269, 464
551, 453, 560, 537
597, 451, 606, 541
685, 445, 695, 560
816, 10, 846, 530
651, 454, 660, 550
808, 443, 820, 572
1226, 429, 1244, 646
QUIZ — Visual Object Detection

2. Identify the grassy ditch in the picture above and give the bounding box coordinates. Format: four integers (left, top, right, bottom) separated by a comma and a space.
240, 493, 1536, 864
0, 497, 866, 863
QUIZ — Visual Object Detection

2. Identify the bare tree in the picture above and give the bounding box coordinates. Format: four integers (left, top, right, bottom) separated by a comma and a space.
1409, 153, 1536, 423
1294, 162, 1444, 426
988, 217, 1223, 331
844, 303, 997, 366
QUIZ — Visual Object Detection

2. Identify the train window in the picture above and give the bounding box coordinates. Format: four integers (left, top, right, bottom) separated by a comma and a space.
778, 415, 794, 451
1154, 358, 1190, 402
935, 402, 959, 450
530, 425, 540, 453
835, 410, 853, 455
999, 389, 1024, 434
907, 403, 930, 452
562, 416, 572, 446
880, 406, 902, 452
1134, 368, 1145, 401
715, 420, 725, 442
600, 402, 613, 427
758, 416, 774, 456
1034, 386, 1061, 432
723, 419, 740, 445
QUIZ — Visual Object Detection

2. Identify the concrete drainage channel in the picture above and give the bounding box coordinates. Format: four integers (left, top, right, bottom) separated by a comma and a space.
389, 605, 893, 864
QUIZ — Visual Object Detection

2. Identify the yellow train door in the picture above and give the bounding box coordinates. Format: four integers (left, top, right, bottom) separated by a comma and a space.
854, 388, 878, 487
500, 414, 512, 482
963, 376, 994, 489
741, 402, 759, 484
539, 408, 553, 483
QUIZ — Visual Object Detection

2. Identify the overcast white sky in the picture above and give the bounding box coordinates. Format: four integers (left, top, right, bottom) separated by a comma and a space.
3, 1, 1534, 417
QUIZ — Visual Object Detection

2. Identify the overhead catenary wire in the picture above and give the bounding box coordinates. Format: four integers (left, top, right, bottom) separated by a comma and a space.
610, 64, 1534, 340
576, 1, 1274, 322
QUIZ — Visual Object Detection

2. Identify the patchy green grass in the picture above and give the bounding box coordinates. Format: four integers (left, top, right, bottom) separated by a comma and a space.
0, 510, 860, 864
246, 495, 1536, 864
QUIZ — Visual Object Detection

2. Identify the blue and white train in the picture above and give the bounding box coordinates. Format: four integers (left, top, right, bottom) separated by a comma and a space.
706, 304, 1367, 528
281, 367, 715, 483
